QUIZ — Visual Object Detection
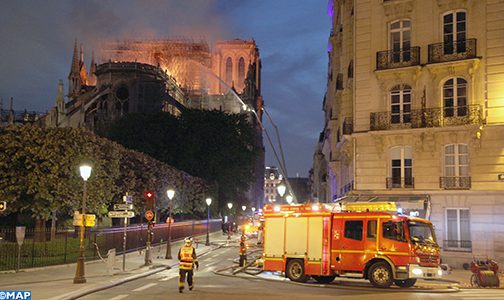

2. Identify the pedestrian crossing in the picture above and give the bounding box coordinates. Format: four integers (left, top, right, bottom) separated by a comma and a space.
450, 289, 504, 300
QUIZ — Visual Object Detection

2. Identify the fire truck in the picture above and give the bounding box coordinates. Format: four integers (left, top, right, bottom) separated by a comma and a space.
262, 202, 442, 288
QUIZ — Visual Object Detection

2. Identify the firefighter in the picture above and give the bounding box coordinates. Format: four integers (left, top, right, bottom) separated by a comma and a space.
239, 234, 247, 267
178, 237, 199, 293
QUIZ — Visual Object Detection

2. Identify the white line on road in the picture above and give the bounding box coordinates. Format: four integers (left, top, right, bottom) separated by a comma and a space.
132, 282, 157, 292
159, 274, 178, 281
108, 295, 129, 300
459, 297, 504, 300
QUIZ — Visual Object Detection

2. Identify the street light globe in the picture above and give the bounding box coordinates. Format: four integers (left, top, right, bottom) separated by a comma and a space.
241, 205, 246, 211
277, 184, 286, 197
251, 207, 256, 212
205, 197, 212, 206
227, 202, 233, 209
167, 189, 175, 200
79, 165, 92, 181
286, 195, 293, 204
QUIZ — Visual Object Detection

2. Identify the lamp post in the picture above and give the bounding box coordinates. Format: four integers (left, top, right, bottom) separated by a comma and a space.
251, 207, 256, 212
205, 197, 212, 246
277, 183, 286, 203
165, 188, 175, 259
227, 202, 233, 240
73, 164, 91, 284
241, 205, 246, 212
286, 194, 293, 205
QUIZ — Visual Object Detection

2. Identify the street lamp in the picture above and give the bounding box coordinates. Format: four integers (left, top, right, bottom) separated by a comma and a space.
205, 197, 212, 246
74, 164, 92, 284
251, 207, 256, 212
241, 205, 246, 211
227, 202, 233, 240
286, 194, 293, 205
277, 183, 286, 203
165, 188, 175, 259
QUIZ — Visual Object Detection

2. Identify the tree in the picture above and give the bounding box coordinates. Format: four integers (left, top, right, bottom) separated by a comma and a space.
103, 110, 259, 212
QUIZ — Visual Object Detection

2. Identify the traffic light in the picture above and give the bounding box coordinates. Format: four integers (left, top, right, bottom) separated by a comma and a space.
145, 191, 154, 209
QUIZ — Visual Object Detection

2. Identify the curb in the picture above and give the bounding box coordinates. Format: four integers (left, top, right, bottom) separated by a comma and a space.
58, 243, 224, 300
213, 269, 460, 294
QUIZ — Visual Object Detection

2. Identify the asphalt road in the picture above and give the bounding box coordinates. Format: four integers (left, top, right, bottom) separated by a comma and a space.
80, 242, 504, 300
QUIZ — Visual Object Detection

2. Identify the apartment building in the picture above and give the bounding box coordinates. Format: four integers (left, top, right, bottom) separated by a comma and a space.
315, 0, 504, 267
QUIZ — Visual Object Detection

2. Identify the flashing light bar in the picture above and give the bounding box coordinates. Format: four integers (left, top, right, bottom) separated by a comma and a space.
343, 202, 397, 213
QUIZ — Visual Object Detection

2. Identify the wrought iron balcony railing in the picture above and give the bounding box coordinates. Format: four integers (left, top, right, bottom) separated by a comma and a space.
386, 177, 414, 189
428, 39, 477, 64
376, 47, 420, 70
440, 177, 471, 190
370, 105, 482, 131
443, 240, 472, 252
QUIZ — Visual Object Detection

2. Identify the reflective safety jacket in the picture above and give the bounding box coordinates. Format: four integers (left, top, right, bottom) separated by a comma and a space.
178, 246, 197, 270
239, 241, 247, 255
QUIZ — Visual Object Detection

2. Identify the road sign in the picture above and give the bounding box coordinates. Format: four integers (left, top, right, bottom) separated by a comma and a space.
16, 226, 25, 246
114, 203, 134, 211
145, 210, 154, 221
73, 212, 97, 226
123, 195, 133, 204
109, 211, 135, 218
0, 201, 6, 212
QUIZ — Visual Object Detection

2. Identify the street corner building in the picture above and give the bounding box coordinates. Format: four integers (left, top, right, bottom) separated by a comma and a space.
313, 0, 504, 268
16, 38, 265, 208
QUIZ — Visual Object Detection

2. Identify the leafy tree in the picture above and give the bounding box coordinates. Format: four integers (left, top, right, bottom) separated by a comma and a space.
103, 110, 259, 213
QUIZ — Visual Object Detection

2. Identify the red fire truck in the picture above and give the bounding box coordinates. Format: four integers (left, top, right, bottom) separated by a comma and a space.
262, 202, 442, 288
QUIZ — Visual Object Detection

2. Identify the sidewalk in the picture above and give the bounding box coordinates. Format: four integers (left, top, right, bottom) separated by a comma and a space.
0, 231, 227, 300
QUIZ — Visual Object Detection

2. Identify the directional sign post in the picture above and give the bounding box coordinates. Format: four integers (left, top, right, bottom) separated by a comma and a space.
114, 204, 134, 211
108, 211, 135, 218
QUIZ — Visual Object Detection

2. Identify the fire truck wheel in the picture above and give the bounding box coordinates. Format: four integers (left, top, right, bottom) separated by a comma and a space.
368, 262, 393, 288
394, 279, 417, 288
312, 275, 336, 284
286, 259, 309, 283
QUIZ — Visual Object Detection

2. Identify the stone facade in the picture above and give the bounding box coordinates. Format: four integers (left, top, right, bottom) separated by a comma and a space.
315, 0, 504, 267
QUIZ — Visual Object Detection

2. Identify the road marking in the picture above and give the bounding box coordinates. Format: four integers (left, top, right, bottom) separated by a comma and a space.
109, 295, 129, 300
160, 274, 178, 281
459, 297, 504, 300
132, 282, 157, 292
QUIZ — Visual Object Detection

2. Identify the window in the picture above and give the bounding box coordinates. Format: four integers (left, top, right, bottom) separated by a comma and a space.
367, 220, 377, 240
225, 57, 233, 86
344, 220, 363, 241
443, 11, 466, 54
443, 78, 467, 117
443, 144, 470, 188
390, 19, 411, 63
446, 208, 471, 250
390, 85, 411, 124
389, 146, 413, 188
383, 220, 406, 242
238, 57, 245, 85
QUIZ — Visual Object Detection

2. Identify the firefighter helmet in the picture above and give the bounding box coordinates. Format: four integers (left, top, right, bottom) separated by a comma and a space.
240, 234, 246, 241
184, 237, 193, 246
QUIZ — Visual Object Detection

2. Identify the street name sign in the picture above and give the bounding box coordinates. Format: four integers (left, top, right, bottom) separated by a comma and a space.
114, 203, 134, 211
109, 211, 135, 218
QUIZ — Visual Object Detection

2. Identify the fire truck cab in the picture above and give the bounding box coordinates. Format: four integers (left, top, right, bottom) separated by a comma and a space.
262, 202, 442, 288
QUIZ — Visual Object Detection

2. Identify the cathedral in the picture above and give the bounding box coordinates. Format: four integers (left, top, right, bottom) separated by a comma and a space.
40, 38, 265, 208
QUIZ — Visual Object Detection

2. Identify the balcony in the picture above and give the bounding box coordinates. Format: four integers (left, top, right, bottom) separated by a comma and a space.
370, 105, 482, 131
443, 240, 472, 252
440, 176, 471, 190
376, 47, 420, 70
386, 177, 414, 189
428, 39, 477, 64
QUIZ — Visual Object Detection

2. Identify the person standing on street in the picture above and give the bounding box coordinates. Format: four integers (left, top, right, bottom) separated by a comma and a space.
178, 237, 199, 293
239, 234, 247, 267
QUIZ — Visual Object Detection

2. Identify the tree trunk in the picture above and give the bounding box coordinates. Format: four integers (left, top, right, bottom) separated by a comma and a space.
50, 210, 57, 241
34, 218, 46, 242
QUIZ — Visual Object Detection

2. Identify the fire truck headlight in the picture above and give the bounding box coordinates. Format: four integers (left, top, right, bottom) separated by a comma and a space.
412, 268, 423, 276
437, 269, 443, 276
274, 206, 281, 212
